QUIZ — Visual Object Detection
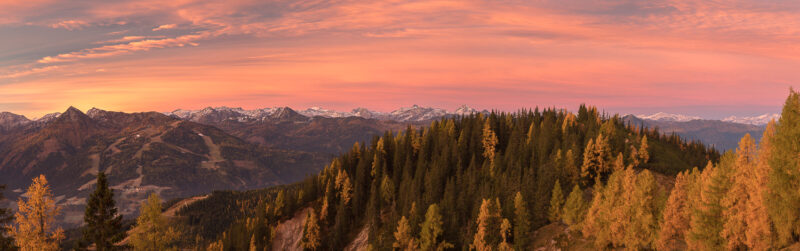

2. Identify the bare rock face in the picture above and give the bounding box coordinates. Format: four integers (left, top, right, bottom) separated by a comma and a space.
272, 207, 310, 251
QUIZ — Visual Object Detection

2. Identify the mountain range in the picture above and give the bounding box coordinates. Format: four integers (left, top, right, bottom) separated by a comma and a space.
0, 105, 777, 228
164, 104, 483, 123
0, 107, 327, 227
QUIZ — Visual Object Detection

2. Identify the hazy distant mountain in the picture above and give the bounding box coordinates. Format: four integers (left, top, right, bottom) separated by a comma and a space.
722, 113, 780, 126
635, 112, 702, 122
165, 104, 485, 123
623, 114, 765, 151
0, 108, 325, 227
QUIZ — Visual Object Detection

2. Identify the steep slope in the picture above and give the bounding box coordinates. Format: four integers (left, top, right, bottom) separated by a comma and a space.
0, 108, 325, 227
180, 107, 717, 250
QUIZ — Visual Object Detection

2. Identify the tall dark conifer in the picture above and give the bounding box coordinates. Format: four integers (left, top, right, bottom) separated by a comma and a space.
0, 184, 15, 250
83, 172, 123, 250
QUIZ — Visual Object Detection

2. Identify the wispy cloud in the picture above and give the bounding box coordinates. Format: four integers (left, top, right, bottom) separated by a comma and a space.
95, 35, 166, 44
152, 24, 177, 31
49, 20, 89, 30
0, 0, 799, 117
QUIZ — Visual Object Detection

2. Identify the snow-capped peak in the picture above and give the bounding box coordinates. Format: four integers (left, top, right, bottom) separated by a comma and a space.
635, 112, 702, 122
299, 107, 352, 118
453, 105, 478, 115
722, 113, 780, 126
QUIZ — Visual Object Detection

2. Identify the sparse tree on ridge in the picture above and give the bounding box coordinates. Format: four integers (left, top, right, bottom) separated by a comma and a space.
82, 172, 123, 251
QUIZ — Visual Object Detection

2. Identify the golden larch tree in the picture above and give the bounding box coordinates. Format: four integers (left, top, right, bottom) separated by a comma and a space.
10, 175, 64, 251
393, 216, 418, 251
130, 193, 179, 251
745, 121, 776, 250
657, 171, 691, 251
721, 134, 757, 250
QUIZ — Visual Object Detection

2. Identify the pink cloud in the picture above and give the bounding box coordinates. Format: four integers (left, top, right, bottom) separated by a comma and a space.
152, 24, 177, 31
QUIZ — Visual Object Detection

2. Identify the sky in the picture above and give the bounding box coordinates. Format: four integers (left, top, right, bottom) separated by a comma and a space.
1, 0, 799, 119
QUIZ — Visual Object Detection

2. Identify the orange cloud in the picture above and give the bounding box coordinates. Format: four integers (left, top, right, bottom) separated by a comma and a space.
1, 0, 799, 117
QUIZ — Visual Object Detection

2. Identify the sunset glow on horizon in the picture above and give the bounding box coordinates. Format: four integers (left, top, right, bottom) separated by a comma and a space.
2, 0, 799, 118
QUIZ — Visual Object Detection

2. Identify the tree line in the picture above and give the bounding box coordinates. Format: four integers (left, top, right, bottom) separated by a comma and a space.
202, 104, 716, 250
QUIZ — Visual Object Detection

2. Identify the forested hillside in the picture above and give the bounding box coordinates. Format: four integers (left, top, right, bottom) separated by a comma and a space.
180, 105, 716, 250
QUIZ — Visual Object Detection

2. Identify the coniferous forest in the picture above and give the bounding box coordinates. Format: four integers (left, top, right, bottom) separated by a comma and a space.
11, 91, 800, 250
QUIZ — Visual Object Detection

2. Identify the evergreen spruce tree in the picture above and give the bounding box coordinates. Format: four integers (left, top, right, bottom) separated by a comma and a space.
419, 204, 452, 251
130, 193, 178, 251
562, 184, 587, 231
687, 159, 731, 250
564, 149, 580, 186
0, 184, 15, 251
548, 180, 564, 222
82, 172, 123, 251
513, 192, 531, 250
10, 175, 64, 251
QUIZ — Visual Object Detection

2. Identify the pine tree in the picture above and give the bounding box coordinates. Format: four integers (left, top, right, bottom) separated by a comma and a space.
562, 184, 587, 231
301, 208, 321, 250
0, 184, 15, 251
657, 171, 691, 251
564, 149, 580, 186
10, 175, 64, 251
419, 204, 452, 251
513, 192, 531, 250
130, 193, 178, 251
548, 180, 564, 222
393, 216, 418, 251
767, 90, 800, 247
82, 172, 123, 251
687, 159, 731, 250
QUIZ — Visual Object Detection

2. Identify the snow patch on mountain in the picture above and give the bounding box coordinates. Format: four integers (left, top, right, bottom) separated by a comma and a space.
722, 113, 780, 126
635, 112, 702, 122
165, 105, 484, 122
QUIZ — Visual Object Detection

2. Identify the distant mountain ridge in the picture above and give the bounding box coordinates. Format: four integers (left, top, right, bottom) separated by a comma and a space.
0, 107, 325, 228
623, 114, 766, 151
631, 112, 778, 126
164, 104, 485, 123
